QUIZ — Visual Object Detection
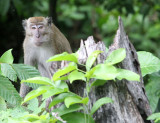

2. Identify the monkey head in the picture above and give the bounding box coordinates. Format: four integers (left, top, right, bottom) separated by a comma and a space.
22, 17, 53, 46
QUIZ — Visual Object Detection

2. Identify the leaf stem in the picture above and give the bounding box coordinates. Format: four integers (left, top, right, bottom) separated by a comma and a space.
78, 63, 86, 67
78, 69, 86, 74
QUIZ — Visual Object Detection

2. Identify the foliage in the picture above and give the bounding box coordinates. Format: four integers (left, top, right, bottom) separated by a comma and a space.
48, 52, 78, 63
147, 113, 160, 123
0, 0, 160, 122
137, 51, 160, 114
1, 46, 160, 122
137, 52, 160, 121
137, 51, 160, 77
17, 48, 140, 122
0, 49, 40, 106
0, 96, 6, 111
0, 49, 13, 64
90, 97, 113, 115
145, 73, 160, 112
86, 50, 103, 71
0, 75, 21, 105
137, 51, 160, 112
105, 48, 126, 65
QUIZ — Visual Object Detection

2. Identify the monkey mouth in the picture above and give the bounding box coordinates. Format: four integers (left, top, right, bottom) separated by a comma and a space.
35, 41, 43, 46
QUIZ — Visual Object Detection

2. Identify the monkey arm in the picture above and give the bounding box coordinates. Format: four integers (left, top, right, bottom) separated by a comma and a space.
20, 83, 32, 98
20, 52, 36, 98
51, 24, 72, 54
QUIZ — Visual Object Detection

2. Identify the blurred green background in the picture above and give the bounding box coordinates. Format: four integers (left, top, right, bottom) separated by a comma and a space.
0, 0, 160, 114
0, 0, 160, 62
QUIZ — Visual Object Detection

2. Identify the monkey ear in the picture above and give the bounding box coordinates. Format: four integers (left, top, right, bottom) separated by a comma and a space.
22, 19, 27, 30
46, 17, 52, 26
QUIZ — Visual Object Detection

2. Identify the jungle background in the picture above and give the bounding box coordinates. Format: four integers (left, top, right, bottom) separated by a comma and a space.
0, 0, 160, 114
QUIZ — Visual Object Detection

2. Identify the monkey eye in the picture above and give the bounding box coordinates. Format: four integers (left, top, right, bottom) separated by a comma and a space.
31, 26, 36, 29
38, 25, 43, 29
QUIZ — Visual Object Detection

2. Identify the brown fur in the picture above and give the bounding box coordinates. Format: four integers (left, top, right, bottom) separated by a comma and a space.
20, 17, 72, 98
29, 17, 45, 23
51, 24, 72, 53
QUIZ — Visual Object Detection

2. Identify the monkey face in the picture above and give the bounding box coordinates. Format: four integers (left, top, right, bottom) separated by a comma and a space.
29, 23, 50, 46
23, 17, 52, 46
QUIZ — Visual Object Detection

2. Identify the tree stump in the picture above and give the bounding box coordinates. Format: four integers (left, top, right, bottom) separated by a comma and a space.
70, 17, 153, 123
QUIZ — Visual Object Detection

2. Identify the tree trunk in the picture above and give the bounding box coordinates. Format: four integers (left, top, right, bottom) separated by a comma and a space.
70, 17, 153, 123
49, 0, 57, 25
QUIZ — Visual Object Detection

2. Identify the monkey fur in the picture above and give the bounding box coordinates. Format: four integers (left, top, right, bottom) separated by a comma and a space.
20, 17, 72, 98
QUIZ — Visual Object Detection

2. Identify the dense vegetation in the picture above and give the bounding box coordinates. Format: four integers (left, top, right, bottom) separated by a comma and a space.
0, 47, 160, 122
0, 0, 160, 122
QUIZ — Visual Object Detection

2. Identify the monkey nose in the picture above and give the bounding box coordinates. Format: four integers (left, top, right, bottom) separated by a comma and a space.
36, 34, 40, 38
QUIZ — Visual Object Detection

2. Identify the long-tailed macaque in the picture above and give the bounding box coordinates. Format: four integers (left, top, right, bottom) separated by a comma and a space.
20, 17, 72, 98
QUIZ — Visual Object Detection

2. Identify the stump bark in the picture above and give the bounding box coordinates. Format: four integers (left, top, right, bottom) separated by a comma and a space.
69, 17, 153, 123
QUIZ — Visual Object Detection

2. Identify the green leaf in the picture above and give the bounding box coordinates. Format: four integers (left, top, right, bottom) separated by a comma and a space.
68, 70, 86, 83
137, 51, 160, 77
0, 96, 7, 111
12, 64, 40, 80
0, 0, 10, 16
0, 75, 22, 105
53, 62, 77, 81
89, 64, 118, 80
22, 86, 50, 104
49, 92, 81, 109
54, 80, 69, 90
1, 63, 17, 82
20, 114, 52, 122
147, 113, 160, 122
145, 73, 160, 112
27, 98, 39, 112
65, 96, 88, 108
91, 97, 113, 115
12, 64, 40, 89
91, 79, 107, 87
22, 114, 40, 121
14, 109, 29, 118
25, 98, 45, 116
116, 69, 140, 82
0, 65, 2, 75
0, 49, 13, 64
28, 98, 46, 115
54, 81, 69, 90
49, 93, 69, 109
42, 88, 68, 100
106, 47, 109, 53
155, 118, 160, 122
59, 112, 95, 123
47, 52, 78, 63
53, 104, 83, 116
9, 106, 29, 118
56, 75, 68, 81
86, 50, 103, 71
85, 66, 97, 80
105, 48, 126, 65
21, 77, 54, 86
